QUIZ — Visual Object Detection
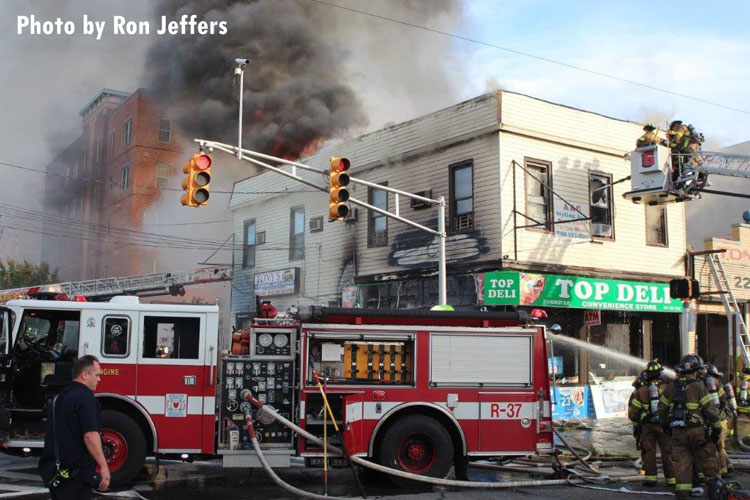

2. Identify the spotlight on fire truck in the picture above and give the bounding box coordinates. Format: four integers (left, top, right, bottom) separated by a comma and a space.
328, 157, 350, 221
181, 153, 212, 207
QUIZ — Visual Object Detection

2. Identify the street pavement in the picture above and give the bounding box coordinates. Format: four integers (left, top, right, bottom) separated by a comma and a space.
3, 417, 750, 499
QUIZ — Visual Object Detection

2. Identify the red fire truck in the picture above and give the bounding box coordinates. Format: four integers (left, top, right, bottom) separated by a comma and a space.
0, 296, 553, 486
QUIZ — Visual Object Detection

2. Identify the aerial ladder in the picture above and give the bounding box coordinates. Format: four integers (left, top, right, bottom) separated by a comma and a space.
0, 266, 232, 304
623, 143, 750, 364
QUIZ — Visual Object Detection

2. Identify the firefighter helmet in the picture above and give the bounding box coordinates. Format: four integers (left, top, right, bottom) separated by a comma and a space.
677, 354, 701, 374
644, 360, 663, 379
742, 366, 750, 376
706, 363, 723, 379
670, 120, 683, 128
643, 122, 656, 132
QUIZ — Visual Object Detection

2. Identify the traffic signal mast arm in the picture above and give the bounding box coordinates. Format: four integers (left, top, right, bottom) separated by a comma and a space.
195, 139, 449, 306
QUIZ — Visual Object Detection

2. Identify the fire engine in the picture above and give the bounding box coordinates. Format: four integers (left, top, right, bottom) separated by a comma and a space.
0, 295, 553, 486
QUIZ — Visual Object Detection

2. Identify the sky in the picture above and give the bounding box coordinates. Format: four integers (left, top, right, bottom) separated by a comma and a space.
0, 0, 748, 268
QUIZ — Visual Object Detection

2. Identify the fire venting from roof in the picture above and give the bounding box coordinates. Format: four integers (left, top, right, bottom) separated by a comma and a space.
144, 0, 369, 159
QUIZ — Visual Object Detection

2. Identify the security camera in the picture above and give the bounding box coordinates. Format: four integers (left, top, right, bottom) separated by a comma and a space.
235, 58, 250, 66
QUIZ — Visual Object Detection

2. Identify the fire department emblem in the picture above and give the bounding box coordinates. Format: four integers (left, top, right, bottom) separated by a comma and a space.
110, 324, 123, 336
87, 317, 95, 328
165, 393, 188, 418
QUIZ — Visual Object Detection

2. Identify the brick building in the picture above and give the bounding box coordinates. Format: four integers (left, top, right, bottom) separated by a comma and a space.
41, 89, 185, 281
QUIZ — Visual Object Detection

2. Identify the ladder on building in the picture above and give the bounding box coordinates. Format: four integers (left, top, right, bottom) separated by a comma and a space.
705, 253, 750, 366
0, 267, 232, 303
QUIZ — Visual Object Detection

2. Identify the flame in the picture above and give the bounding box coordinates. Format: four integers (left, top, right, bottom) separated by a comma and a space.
300, 138, 324, 158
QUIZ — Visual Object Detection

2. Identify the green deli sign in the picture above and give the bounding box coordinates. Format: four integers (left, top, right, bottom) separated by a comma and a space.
483, 271, 684, 313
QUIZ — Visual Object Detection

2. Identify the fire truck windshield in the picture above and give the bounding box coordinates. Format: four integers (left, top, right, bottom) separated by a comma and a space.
15, 309, 80, 362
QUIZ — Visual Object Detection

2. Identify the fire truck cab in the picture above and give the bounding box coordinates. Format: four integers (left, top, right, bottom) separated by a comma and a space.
0, 298, 553, 487
0, 297, 219, 485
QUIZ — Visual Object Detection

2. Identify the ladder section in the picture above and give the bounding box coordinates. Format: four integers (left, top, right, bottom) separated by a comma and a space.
706, 254, 750, 366
0, 267, 232, 302
687, 151, 750, 179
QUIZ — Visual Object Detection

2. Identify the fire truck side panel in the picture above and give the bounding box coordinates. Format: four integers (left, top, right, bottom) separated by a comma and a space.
135, 312, 215, 453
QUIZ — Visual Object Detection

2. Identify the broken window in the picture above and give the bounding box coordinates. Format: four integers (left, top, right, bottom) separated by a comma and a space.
524, 158, 553, 231
589, 171, 614, 239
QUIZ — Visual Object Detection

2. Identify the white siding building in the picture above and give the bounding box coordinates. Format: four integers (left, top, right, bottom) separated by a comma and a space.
230, 91, 688, 379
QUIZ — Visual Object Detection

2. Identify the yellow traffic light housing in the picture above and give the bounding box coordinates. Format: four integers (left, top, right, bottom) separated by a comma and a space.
180, 153, 212, 207
329, 157, 350, 220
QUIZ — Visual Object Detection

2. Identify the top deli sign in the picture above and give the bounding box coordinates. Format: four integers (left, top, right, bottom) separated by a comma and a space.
484, 271, 683, 313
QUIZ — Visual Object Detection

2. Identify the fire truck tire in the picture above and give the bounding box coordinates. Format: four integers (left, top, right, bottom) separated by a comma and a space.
377, 415, 453, 487
100, 410, 147, 486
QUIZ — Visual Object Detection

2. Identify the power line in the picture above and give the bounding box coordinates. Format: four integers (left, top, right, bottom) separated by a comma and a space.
309, 0, 750, 115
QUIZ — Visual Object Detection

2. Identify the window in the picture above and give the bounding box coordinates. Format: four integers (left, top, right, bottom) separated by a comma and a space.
108, 174, 113, 191
156, 164, 169, 189
243, 219, 256, 268
450, 161, 474, 230
256, 231, 266, 245
645, 204, 668, 246
102, 316, 130, 357
121, 164, 130, 192
524, 158, 553, 231
95, 138, 101, 163
16, 309, 80, 363
309, 216, 324, 233
123, 118, 132, 146
109, 130, 115, 157
589, 172, 614, 239
158, 118, 171, 143
289, 207, 305, 260
411, 190, 432, 210
142, 316, 200, 359
368, 184, 388, 246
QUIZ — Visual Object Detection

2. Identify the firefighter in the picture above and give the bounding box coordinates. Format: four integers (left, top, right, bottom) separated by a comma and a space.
629, 371, 648, 472
636, 123, 667, 148
629, 361, 675, 487
737, 366, 750, 413
666, 120, 691, 182
659, 354, 722, 498
704, 363, 733, 475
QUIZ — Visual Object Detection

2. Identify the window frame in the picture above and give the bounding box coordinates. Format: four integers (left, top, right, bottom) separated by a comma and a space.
289, 206, 305, 261
588, 171, 615, 240
101, 315, 131, 358
121, 163, 130, 192
95, 137, 101, 164
523, 157, 554, 233
156, 164, 169, 189
449, 160, 474, 232
645, 204, 669, 247
123, 117, 133, 146
158, 118, 172, 143
368, 182, 389, 247
109, 130, 115, 158
243, 218, 256, 269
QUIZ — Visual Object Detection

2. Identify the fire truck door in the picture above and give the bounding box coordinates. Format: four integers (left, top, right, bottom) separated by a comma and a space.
0, 307, 11, 398
478, 392, 537, 452
342, 393, 366, 455
136, 312, 208, 451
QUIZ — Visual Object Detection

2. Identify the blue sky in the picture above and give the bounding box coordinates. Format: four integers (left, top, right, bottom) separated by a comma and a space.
450, 1, 750, 146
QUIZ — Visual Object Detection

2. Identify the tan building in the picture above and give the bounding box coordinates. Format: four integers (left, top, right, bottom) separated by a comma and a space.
695, 223, 750, 376
231, 91, 688, 380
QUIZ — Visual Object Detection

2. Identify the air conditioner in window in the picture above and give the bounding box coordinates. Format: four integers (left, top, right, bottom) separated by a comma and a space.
344, 207, 358, 223
591, 223, 612, 237
309, 216, 323, 233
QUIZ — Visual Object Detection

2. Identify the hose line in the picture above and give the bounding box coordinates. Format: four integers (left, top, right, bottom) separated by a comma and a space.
241, 392, 643, 490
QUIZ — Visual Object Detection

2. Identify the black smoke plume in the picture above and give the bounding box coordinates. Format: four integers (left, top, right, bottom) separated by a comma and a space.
145, 0, 368, 159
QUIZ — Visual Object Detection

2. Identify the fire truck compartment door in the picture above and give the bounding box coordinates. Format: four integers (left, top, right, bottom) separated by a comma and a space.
478, 392, 537, 453
136, 312, 211, 451
342, 393, 366, 455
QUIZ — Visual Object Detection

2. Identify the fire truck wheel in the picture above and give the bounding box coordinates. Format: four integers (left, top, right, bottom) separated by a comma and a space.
100, 410, 147, 486
377, 414, 453, 487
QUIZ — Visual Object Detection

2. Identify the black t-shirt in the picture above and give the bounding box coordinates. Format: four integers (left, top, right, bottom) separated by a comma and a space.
39, 381, 101, 484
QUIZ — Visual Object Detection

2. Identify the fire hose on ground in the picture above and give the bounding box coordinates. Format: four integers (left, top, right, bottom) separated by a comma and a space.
238, 389, 644, 499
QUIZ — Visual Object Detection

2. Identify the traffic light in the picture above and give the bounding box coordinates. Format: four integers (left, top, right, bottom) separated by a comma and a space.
670, 278, 700, 299
329, 156, 350, 220
181, 153, 212, 207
